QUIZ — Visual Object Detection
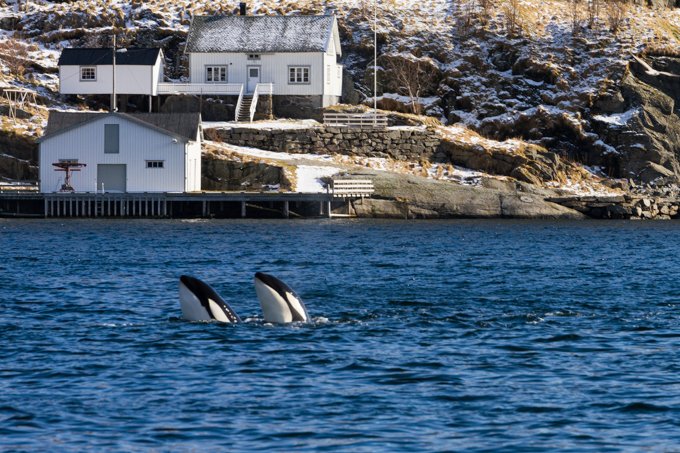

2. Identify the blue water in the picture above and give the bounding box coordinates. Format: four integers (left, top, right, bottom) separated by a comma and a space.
1, 219, 678, 451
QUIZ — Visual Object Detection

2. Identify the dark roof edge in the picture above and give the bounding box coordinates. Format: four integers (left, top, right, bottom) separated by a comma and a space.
38, 111, 201, 144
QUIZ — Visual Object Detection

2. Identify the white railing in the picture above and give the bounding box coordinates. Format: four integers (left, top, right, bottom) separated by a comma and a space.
256, 82, 274, 95
235, 84, 245, 121
323, 112, 388, 129
243, 83, 273, 122
330, 179, 375, 198
249, 86, 260, 123
157, 82, 243, 96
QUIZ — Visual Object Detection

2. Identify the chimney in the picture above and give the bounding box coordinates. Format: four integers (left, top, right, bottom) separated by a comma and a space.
239, 2, 247, 15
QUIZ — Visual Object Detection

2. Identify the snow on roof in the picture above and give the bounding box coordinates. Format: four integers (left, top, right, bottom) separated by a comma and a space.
186, 15, 337, 54
58, 48, 162, 66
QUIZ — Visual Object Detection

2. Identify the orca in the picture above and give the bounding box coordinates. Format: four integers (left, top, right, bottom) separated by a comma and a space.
179, 275, 241, 323
254, 272, 310, 323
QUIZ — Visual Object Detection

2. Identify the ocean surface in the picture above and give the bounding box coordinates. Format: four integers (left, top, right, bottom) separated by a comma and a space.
0, 219, 678, 452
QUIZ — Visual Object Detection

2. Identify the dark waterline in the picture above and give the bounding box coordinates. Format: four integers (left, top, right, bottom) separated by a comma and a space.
1, 219, 678, 451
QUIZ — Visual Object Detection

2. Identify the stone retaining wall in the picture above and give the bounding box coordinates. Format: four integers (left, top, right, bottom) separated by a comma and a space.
207, 126, 441, 161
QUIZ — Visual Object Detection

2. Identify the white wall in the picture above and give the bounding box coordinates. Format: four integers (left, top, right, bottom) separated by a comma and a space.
323, 37, 343, 99
59, 62, 161, 95
189, 52, 326, 96
40, 115, 195, 193
185, 136, 202, 192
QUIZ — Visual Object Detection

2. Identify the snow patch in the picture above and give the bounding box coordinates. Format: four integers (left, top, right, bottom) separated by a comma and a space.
593, 109, 639, 127
295, 166, 340, 192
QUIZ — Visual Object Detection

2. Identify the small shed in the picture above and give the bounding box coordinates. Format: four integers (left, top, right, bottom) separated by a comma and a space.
38, 111, 202, 193
58, 48, 164, 96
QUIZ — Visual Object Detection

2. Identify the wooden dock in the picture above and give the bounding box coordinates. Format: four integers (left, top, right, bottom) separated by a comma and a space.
0, 192, 339, 219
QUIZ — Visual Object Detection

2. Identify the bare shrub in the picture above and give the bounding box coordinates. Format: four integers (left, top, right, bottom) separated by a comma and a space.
570, 0, 584, 36
605, 0, 630, 34
383, 55, 437, 115
503, 0, 522, 37
0, 38, 29, 79
588, 0, 601, 27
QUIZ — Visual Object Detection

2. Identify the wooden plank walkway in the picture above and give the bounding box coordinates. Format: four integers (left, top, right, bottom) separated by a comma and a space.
0, 191, 338, 219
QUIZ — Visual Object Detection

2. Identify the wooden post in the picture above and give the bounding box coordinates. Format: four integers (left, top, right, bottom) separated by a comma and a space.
202, 200, 207, 217
44, 198, 48, 218
326, 200, 332, 218
241, 201, 246, 218
283, 200, 289, 219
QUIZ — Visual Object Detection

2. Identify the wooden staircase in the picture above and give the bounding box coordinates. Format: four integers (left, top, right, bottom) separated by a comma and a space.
236, 95, 253, 122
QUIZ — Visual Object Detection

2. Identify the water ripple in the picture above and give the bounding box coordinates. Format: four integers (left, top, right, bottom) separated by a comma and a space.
0, 219, 678, 450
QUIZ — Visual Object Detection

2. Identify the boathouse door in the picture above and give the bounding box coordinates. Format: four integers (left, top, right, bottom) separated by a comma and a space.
247, 66, 260, 93
97, 164, 126, 193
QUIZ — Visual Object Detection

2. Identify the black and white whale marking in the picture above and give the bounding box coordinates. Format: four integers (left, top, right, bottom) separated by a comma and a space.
179, 275, 241, 323
254, 272, 310, 323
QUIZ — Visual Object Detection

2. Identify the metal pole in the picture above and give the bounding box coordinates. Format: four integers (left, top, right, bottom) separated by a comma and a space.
111, 33, 117, 112
372, 0, 379, 127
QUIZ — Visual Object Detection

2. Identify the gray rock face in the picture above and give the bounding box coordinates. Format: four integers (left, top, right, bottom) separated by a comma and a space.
202, 158, 290, 191
0, 128, 37, 181
593, 58, 680, 183
351, 170, 585, 219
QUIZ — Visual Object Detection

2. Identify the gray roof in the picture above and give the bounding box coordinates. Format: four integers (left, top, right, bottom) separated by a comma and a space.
186, 15, 338, 54
40, 111, 201, 143
58, 48, 162, 66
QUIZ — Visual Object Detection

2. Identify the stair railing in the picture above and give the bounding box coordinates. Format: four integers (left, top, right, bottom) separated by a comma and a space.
234, 84, 245, 121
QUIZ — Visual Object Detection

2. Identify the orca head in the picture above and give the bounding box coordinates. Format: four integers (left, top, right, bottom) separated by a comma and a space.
179, 275, 241, 323
254, 272, 309, 323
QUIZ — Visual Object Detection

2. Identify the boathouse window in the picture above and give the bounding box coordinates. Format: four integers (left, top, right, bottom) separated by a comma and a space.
247, 54, 261, 60
80, 66, 96, 81
205, 65, 227, 83
104, 124, 119, 154
146, 160, 164, 169
288, 66, 310, 84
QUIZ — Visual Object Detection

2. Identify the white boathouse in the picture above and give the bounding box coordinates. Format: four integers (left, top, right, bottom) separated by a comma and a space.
38, 111, 202, 193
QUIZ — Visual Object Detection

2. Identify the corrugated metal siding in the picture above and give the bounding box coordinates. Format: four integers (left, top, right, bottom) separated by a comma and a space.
40, 116, 187, 193
59, 63, 160, 95
189, 52, 324, 96
185, 140, 202, 192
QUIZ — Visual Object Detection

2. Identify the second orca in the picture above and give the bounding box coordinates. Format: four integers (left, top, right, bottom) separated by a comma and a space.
254, 272, 310, 323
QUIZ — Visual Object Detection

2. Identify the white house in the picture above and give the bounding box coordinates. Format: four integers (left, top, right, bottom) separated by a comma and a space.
55, 14, 344, 121
38, 111, 202, 193
184, 14, 343, 117
58, 48, 164, 96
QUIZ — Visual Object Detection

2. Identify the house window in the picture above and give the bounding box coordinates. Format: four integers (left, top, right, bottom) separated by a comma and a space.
146, 160, 164, 169
104, 124, 119, 154
80, 66, 96, 81
205, 66, 227, 82
247, 54, 261, 60
289, 66, 310, 84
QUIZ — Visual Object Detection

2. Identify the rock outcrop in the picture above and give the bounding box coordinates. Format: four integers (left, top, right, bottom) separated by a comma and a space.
349, 170, 586, 219
592, 56, 680, 183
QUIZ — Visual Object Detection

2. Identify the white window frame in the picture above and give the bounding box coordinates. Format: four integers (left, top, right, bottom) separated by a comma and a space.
80, 66, 96, 81
205, 65, 227, 83
288, 66, 310, 85
146, 160, 164, 169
